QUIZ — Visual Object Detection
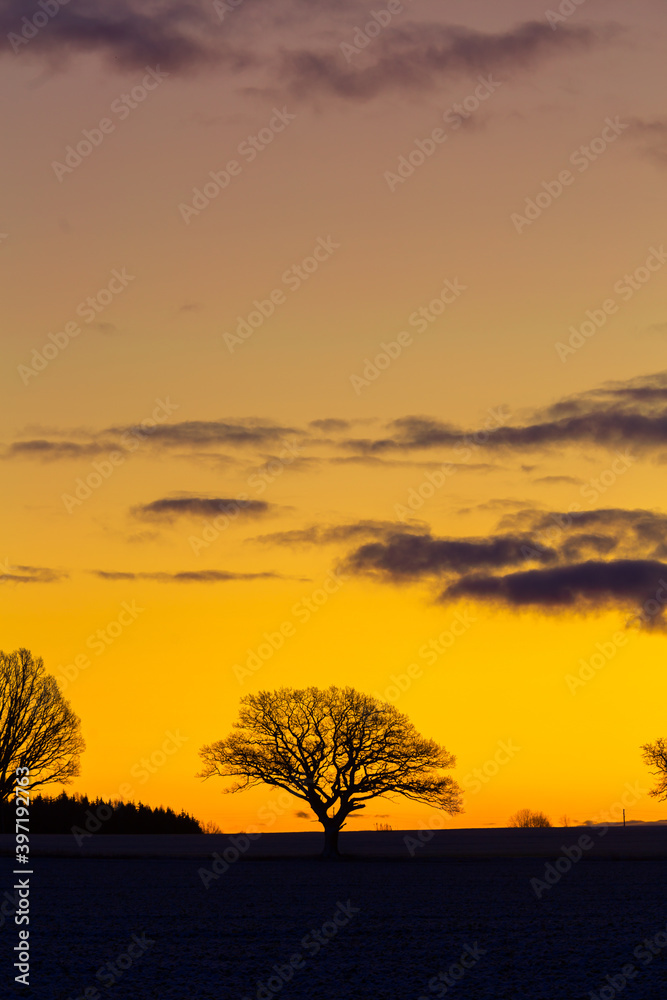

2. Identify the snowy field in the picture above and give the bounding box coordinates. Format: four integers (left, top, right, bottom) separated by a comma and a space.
4, 834, 667, 999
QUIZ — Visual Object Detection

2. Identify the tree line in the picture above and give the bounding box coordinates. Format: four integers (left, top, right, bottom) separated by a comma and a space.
0, 792, 202, 834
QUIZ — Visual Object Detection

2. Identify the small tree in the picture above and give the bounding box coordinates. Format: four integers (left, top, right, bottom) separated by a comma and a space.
198, 685, 462, 858
0, 648, 85, 801
508, 808, 552, 828
641, 738, 667, 800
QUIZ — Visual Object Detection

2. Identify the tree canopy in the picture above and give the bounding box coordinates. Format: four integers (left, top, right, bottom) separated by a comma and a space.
641, 738, 667, 801
508, 808, 552, 828
0, 648, 85, 800
198, 685, 462, 856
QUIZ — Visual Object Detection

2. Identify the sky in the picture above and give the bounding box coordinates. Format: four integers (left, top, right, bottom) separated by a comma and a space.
2, 0, 667, 833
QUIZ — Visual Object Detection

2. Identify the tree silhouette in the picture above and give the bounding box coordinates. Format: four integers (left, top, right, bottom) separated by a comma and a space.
641, 738, 667, 800
0, 648, 85, 801
508, 808, 552, 828
197, 685, 462, 858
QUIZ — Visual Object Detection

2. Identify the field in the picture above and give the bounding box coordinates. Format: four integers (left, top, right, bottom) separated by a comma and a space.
4, 831, 667, 999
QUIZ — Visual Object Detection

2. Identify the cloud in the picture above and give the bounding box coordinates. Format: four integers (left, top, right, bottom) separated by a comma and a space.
500, 507, 667, 559
0, 0, 616, 106
3, 440, 115, 461
110, 419, 300, 450
339, 504, 667, 626
532, 475, 582, 485
90, 322, 118, 336
3, 419, 301, 462
0, 0, 229, 73
278, 20, 610, 102
8, 370, 666, 476
91, 569, 285, 583
457, 498, 537, 514
251, 519, 428, 548
0, 562, 67, 584
132, 495, 271, 522
343, 531, 557, 581
308, 418, 352, 433
340, 371, 667, 457
441, 559, 667, 627
628, 117, 667, 168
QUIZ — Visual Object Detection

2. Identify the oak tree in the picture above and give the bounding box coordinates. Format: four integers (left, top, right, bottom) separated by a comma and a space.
198, 685, 462, 857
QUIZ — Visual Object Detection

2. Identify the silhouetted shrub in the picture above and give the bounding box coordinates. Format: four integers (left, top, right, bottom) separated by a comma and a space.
508, 808, 552, 828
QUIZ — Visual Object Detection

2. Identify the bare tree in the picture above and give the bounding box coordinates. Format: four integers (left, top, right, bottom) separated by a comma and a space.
641, 738, 667, 800
508, 808, 552, 828
198, 685, 462, 858
0, 648, 85, 801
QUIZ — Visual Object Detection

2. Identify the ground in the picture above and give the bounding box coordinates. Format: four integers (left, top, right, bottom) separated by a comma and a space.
11, 851, 667, 999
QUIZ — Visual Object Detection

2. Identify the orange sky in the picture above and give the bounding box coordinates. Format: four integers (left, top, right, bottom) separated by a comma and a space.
2, 0, 667, 832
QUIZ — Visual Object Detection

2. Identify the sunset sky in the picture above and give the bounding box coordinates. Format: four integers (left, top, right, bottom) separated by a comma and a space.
2, 0, 667, 832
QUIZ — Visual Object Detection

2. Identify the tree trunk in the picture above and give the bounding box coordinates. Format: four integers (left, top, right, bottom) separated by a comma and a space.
321, 820, 342, 860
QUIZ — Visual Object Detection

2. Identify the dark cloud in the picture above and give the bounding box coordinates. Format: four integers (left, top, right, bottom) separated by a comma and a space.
3, 440, 114, 461
532, 475, 582, 485
329, 455, 498, 472
340, 371, 667, 457
0, 0, 229, 73
627, 117, 667, 168
0, 0, 615, 105
500, 507, 667, 560
278, 20, 610, 102
251, 519, 427, 548
559, 533, 619, 562
132, 496, 271, 522
308, 418, 352, 433
442, 559, 667, 627
3, 419, 301, 462
110, 419, 300, 450
457, 498, 536, 514
0, 563, 66, 584
92, 569, 284, 583
343, 532, 557, 581
338, 504, 667, 626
